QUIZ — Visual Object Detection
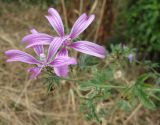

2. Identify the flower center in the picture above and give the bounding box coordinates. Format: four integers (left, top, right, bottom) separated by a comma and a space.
64, 37, 72, 46
40, 53, 46, 62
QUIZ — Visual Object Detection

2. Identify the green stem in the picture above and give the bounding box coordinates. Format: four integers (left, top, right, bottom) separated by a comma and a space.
90, 84, 126, 89
147, 88, 160, 92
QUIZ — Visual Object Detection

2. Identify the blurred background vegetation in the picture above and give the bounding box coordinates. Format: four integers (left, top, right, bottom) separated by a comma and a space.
114, 0, 160, 62
0, 0, 160, 125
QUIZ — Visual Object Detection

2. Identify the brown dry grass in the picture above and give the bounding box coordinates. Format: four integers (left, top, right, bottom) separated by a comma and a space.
0, 1, 160, 125
0, 2, 85, 125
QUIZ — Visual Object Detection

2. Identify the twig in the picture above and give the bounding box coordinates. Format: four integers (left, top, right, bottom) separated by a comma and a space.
15, 80, 31, 107
70, 89, 76, 111
0, 32, 18, 49
61, 0, 69, 32
85, 0, 98, 39
94, 0, 106, 42
89, 0, 98, 14
124, 103, 142, 125
79, 0, 83, 15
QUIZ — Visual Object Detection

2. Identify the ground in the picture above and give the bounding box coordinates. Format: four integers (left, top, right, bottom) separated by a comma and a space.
0, 1, 160, 125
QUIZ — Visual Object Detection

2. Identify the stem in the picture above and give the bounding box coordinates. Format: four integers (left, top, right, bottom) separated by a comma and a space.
89, 0, 98, 14
15, 80, 31, 107
61, 0, 69, 32
123, 103, 142, 125
94, 0, 106, 42
147, 88, 160, 92
79, 0, 83, 16
90, 84, 126, 89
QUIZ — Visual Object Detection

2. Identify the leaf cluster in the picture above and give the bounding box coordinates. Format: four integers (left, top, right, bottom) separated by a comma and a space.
115, 0, 160, 59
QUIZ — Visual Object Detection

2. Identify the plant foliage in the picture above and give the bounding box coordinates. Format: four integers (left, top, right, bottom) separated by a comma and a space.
115, 0, 160, 60
44, 44, 160, 122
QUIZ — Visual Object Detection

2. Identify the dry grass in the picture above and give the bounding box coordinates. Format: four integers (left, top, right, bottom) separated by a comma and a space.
0, 1, 160, 125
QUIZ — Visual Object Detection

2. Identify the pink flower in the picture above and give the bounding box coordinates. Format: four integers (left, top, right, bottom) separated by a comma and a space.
5, 29, 77, 79
22, 8, 106, 77
23, 8, 106, 58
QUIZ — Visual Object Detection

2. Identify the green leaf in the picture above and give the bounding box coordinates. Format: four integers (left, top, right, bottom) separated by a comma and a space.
87, 88, 99, 99
136, 74, 150, 84
136, 87, 155, 109
98, 108, 108, 117
118, 100, 132, 112
79, 82, 95, 91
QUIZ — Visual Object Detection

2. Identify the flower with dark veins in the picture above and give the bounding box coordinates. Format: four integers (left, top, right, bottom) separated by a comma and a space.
22, 8, 106, 76
22, 8, 106, 58
5, 32, 77, 79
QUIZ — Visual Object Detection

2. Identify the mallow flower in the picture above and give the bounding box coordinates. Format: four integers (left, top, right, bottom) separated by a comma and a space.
5, 29, 77, 79
22, 8, 106, 58
22, 8, 106, 76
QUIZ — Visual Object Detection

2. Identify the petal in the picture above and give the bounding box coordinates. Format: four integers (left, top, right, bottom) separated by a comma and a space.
26, 40, 52, 48
30, 29, 44, 56
30, 29, 38, 34
49, 56, 77, 67
54, 65, 68, 77
33, 45, 44, 56
47, 37, 65, 62
69, 41, 106, 58
56, 47, 68, 57
54, 48, 69, 77
22, 33, 53, 45
70, 13, 87, 32
69, 14, 95, 39
28, 67, 42, 79
46, 8, 64, 36
5, 50, 41, 65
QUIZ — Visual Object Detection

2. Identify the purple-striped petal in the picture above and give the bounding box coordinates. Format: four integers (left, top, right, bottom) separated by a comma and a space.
69, 41, 106, 58
22, 33, 53, 46
56, 47, 68, 57
5, 50, 41, 65
33, 45, 44, 56
46, 8, 64, 36
54, 65, 68, 77
69, 14, 95, 39
49, 56, 77, 67
30, 29, 44, 56
47, 37, 65, 62
28, 67, 42, 79
54, 48, 69, 77
25, 39, 52, 48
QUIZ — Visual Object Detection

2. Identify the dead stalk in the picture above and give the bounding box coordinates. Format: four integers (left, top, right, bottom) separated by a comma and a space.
79, 0, 83, 15
61, 0, 69, 32
124, 104, 142, 125
94, 0, 106, 42
89, 0, 98, 14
